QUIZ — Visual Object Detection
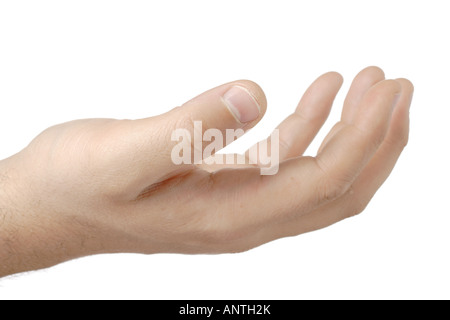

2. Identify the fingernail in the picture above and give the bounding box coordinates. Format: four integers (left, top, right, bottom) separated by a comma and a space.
222, 86, 260, 123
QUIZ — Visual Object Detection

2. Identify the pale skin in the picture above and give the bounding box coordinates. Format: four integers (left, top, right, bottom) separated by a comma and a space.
0, 66, 413, 277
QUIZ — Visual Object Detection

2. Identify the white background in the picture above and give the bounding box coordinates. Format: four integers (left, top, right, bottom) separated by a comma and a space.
0, 0, 449, 300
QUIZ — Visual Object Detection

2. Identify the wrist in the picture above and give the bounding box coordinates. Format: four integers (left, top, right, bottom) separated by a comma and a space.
0, 155, 89, 277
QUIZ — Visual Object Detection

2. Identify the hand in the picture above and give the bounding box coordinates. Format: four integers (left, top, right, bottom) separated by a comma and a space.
0, 66, 413, 277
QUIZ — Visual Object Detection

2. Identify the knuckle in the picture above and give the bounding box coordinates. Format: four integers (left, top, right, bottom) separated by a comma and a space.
397, 135, 409, 149
342, 188, 370, 219
398, 128, 410, 148
318, 177, 350, 203
348, 198, 368, 218
385, 131, 409, 151
171, 110, 205, 158
350, 124, 385, 153
166, 106, 193, 132
314, 157, 352, 203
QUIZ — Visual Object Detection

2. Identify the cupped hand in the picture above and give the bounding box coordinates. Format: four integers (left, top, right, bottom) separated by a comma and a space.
0, 66, 413, 276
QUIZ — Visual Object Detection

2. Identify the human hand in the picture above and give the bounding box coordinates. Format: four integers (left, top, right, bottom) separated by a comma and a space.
0, 66, 413, 277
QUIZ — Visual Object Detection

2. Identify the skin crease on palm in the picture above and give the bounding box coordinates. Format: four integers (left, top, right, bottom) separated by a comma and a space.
0, 66, 413, 277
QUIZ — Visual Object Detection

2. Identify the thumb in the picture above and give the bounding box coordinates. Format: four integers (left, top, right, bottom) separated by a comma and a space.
122, 80, 267, 193
159, 80, 267, 165
181, 80, 266, 127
